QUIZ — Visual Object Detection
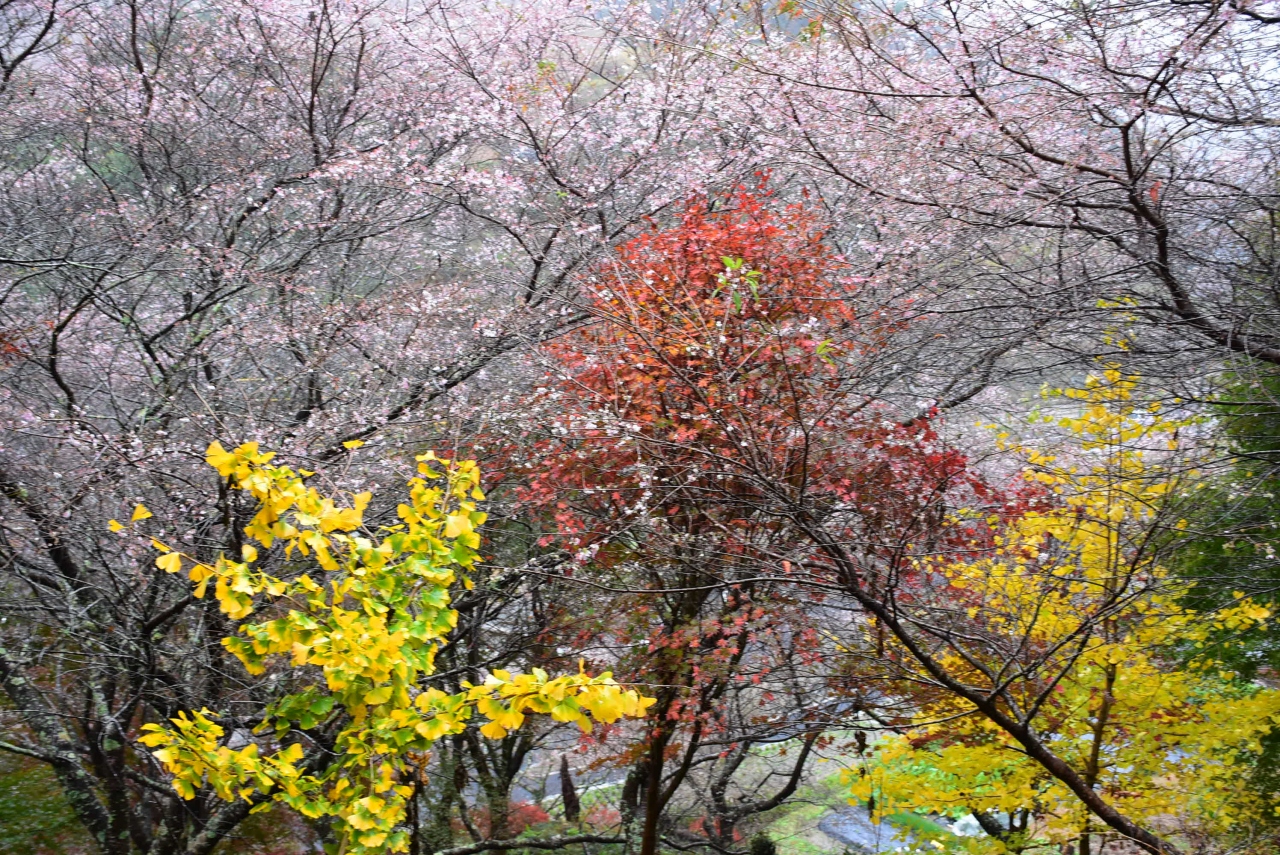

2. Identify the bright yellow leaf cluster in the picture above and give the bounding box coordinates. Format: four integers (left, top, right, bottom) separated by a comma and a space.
849, 372, 1280, 849
138, 442, 654, 853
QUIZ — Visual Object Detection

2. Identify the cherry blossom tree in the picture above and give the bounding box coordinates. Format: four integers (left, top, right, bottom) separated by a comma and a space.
717, 0, 1280, 389
0, 1, 759, 851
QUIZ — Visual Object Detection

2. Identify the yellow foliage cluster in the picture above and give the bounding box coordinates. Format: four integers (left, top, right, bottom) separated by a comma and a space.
136, 442, 653, 853
847, 372, 1280, 849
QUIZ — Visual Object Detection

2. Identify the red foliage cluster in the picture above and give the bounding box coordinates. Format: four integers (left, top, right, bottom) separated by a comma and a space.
458, 802, 551, 839
521, 185, 1000, 570
502, 184, 1026, 754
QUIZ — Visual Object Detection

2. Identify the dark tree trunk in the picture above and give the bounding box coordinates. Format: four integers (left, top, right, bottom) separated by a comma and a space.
559, 756, 580, 824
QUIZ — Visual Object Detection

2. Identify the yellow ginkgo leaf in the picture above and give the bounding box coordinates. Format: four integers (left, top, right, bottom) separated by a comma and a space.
205, 441, 236, 476
443, 513, 473, 538
364, 686, 393, 706
132, 504, 153, 522
108, 519, 125, 532
342, 439, 365, 450
189, 564, 214, 599
156, 552, 183, 574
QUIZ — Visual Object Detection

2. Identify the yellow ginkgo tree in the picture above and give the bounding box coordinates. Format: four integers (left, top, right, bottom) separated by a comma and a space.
844, 372, 1280, 854
135, 442, 654, 854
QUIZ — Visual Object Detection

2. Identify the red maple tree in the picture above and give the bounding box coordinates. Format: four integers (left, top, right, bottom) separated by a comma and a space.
507, 186, 1012, 853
